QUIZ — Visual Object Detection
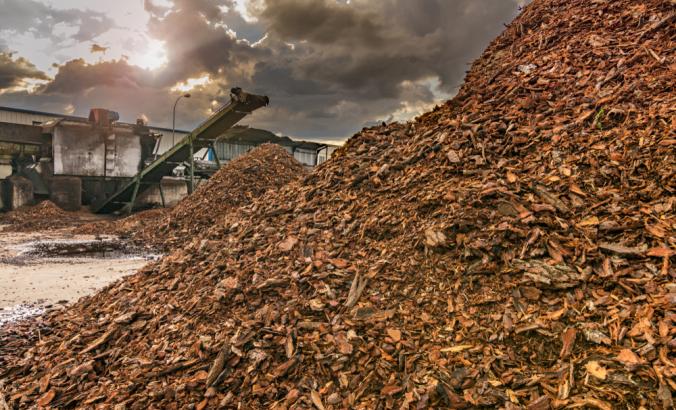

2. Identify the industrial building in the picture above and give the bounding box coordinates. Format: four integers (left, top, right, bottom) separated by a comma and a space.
0, 107, 173, 211
0, 106, 191, 157
0, 106, 338, 168
0, 101, 337, 212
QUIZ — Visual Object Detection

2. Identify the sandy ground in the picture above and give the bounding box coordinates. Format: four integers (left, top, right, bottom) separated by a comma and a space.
0, 228, 154, 325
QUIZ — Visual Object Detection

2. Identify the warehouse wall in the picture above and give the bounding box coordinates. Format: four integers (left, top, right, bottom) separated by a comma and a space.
317, 146, 338, 165
150, 128, 191, 155
293, 148, 317, 166
213, 142, 321, 167
213, 142, 258, 162
0, 110, 57, 126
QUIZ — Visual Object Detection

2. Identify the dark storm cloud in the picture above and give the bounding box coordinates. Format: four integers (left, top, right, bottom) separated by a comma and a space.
256, 0, 522, 96
0, 0, 525, 141
236, 0, 524, 138
0, 0, 115, 43
0, 52, 49, 90
259, 0, 387, 47
41, 58, 152, 94
146, 0, 267, 86
143, 0, 170, 17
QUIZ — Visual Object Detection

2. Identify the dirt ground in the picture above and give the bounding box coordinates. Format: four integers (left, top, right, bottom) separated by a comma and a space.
0, 228, 156, 326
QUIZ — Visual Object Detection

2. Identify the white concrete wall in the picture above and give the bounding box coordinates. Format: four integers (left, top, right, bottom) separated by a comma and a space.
0, 164, 12, 179
137, 177, 188, 208
4, 176, 33, 209
53, 124, 142, 178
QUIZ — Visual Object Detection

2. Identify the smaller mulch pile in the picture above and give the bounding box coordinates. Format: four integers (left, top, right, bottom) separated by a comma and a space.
75, 208, 167, 241
151, 143, 306, 249
79, 143, 307, 250
0, 201, 80, 232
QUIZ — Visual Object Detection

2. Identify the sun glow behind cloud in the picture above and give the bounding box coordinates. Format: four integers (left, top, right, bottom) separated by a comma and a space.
234, 0, 258, 22
130, 39, 168, 70
0, 78, 50, 95
0, 0, 527, 140
170, 75, 211, 93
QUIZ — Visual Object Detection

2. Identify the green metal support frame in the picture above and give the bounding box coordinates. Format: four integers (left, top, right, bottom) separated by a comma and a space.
158, 182, 166, 208
188, 140, 195, 194
124, 180, 141, 214
211, 144, 221, 168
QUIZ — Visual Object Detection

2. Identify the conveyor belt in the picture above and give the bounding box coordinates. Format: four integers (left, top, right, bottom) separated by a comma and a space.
93, 88, 269, 214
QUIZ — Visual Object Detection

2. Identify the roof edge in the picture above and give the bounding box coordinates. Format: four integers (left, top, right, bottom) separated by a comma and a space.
0, 106, 191, 134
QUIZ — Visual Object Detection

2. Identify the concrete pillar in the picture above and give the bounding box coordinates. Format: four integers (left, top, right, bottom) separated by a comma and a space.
0, 160, 10, 211
3, 176, 34, 210
49, 177, 82, 211
137, 177, 188, 208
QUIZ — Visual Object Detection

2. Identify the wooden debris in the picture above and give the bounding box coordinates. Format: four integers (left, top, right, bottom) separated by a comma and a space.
1, 0, 674, 408
0, 201, 81, 232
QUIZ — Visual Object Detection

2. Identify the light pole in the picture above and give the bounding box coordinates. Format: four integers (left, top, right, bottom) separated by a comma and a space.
172, 93, 191, 146
171, 93, 193, 193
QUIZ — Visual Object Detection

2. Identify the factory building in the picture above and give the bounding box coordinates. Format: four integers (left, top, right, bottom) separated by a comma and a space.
0, 105, 338, 212
0, 106, 191, 155
0, 107, 169, 211
0, 106, 337, 167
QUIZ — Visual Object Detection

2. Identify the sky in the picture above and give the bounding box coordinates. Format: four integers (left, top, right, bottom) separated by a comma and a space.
0, 0, 526, 144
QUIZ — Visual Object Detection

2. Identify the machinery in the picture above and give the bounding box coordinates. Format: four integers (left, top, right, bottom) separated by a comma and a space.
0, 110, 159, 211
0, 88, 269, 213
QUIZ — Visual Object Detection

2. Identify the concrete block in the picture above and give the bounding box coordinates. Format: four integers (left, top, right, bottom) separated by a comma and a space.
49, 177, 82, 211
137, 177, 188, 208
3, 176, 34, 210
0, 164, 12, 180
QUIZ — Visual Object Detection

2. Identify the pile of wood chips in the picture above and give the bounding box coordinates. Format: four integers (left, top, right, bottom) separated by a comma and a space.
76, 143, 307, 250
0, 201, 80, 232
1, 0, 674, 408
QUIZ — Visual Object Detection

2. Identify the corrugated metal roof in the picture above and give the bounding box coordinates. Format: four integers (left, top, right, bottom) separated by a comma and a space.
0, 106, 191, 134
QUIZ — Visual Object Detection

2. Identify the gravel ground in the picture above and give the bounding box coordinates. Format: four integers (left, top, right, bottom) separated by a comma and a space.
0, 228, 155, 326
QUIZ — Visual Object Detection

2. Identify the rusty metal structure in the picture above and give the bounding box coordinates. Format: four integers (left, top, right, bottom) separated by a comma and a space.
0, 109, 159, 211
0, 88, 269, 213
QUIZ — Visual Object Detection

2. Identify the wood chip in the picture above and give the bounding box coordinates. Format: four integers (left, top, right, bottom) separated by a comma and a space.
1, 2, 672, 408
